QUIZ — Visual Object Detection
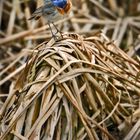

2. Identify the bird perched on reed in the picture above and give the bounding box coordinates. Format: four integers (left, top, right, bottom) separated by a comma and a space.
29, 0, 72, 39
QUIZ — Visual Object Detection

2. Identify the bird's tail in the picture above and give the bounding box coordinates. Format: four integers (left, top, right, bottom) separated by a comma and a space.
28, 6, 43, 20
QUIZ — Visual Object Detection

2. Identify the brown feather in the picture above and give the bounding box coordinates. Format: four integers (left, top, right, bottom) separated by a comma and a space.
64, 0, 72, 13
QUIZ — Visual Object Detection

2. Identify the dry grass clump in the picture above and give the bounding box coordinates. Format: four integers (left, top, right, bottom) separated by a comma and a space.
0, 0, 140, 140
0, 32, 140, 140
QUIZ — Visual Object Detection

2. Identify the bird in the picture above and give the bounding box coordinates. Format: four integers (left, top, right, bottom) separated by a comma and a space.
29, 0, 72, 39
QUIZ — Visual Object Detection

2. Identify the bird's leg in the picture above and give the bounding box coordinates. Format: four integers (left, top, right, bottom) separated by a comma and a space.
52, 22, 63, 38
48, 23, 58, 41
48, 23, 54, 37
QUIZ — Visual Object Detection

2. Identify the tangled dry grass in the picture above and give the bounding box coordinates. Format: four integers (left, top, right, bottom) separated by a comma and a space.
0, 32, 140, 140
0, 0, 140, 140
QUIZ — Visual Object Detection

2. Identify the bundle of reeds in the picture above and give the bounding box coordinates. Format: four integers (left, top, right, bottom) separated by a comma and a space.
0, 32, 140, 140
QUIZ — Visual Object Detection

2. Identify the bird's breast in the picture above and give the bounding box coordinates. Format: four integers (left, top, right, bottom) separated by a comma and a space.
55, 0, 72, 15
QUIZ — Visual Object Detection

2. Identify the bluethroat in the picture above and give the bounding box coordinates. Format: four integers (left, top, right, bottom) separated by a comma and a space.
29, 0, 72, 39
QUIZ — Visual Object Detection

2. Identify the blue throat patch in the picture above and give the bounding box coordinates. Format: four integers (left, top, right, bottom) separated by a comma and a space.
52, 0, 67, 8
